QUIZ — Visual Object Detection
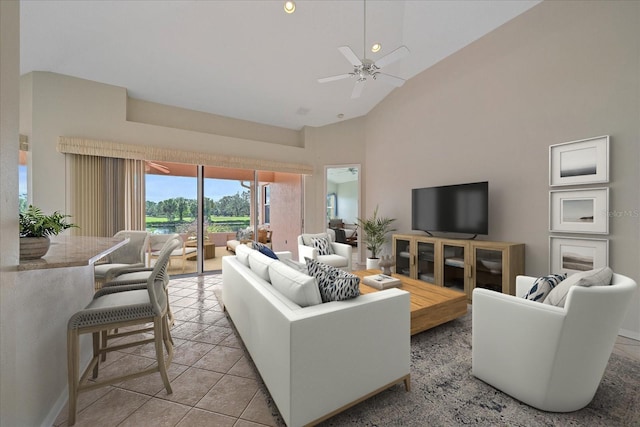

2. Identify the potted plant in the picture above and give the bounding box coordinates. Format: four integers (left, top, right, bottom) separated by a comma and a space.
357, 205, 396, 270
19, 205, 77, 259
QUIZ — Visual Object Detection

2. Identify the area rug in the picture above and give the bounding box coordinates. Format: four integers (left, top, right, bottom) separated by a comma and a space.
257, 308, 640, 426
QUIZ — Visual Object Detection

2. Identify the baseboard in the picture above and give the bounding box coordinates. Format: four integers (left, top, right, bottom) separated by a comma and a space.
619, 328, 640, 341
41, 385, 68, 427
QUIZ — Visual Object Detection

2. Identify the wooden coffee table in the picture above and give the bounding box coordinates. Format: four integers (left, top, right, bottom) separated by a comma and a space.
353, 270, 468, 335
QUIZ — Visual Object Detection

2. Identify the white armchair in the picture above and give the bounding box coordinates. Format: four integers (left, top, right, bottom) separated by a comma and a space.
472, 273, 637, 412
298, 233, 352, 271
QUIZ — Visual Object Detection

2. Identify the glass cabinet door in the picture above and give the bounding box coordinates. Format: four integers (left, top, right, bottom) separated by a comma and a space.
442, 243, 467, 293
416, 240, 435, 283
474, 248, 504, 293
394, 237, 412, 277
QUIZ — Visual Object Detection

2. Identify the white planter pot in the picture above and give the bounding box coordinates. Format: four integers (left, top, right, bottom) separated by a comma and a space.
19, 236, 51, 260
366, 258, 379, 270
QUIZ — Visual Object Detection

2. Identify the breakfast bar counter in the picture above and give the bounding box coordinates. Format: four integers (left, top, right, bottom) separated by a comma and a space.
14, 235, 127, 427
17, 235, 127, 271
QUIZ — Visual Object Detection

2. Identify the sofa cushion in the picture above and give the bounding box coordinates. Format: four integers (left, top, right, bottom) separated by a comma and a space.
523, 274, 566, 303
317, 254, 349, 268
253, 241, 278, 259
268, 262, 322, 307
248, 250, 277, 283
281, 258, 307, 273
310, 236, 333, 255
235, 243, 253, 267
305, 258, 360, 302
543, 267, 613, 307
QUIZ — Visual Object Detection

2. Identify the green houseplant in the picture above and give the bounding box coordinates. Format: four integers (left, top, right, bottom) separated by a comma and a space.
357, 205, 396, 269
19, 205, 77, 259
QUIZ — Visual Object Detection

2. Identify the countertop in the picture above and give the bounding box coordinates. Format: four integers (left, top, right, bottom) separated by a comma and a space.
18, 235, 128, 271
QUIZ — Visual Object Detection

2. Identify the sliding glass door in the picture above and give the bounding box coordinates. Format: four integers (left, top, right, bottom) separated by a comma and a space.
145, 162, 302, 275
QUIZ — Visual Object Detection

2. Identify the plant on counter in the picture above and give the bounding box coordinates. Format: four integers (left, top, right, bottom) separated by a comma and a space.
19, 205, 77, 259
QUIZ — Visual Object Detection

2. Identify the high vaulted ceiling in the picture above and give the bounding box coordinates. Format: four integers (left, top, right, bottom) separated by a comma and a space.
20, 0, 540, 131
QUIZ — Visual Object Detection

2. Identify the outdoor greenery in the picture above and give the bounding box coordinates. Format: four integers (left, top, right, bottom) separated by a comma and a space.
146, 191, 251, 233
19, 205, 77, 238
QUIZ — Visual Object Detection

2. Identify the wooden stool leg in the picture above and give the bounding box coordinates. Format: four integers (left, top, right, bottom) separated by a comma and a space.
404, 375, 411, 392
154, 317, 172, 394
67, 329, 79, 426
92, 332, 100, 379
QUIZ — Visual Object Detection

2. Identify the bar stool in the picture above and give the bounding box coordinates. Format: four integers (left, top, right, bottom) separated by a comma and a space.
94, 230, 149, 289
66, 238, 180, 425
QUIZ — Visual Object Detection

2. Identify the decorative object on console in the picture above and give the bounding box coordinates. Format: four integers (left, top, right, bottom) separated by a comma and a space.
549, 135, 609, 186
549, 236, 609, 275
358, 205, 396, 270
19, 205, 77, 259
549, 188, 609, 234
378, 254, 395, 275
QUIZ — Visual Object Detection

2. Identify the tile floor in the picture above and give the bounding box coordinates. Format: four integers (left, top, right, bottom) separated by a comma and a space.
55, 272, 640, 427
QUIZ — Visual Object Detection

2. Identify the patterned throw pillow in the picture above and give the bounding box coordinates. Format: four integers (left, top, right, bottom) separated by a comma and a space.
310, 236, 333, 256
305, 258, 360, 302
523, 274, 566, 302
252, 241, 278, 259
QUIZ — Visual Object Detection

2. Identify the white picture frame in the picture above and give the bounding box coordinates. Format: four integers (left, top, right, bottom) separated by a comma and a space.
549, 135, 609, 186
549, 236, 608, 275
549, 187, 609, 234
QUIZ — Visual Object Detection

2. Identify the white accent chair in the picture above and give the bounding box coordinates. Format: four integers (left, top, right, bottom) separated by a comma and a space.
297, 233, 352, 271
472, 273, 638, 412
148, 233, 196, 273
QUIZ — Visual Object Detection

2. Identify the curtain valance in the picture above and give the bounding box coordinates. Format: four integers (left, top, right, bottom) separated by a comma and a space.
57, 136, 313, 175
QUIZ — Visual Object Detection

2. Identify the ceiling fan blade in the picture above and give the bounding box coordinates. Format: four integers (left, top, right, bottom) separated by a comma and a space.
351, 81, 365, 99
146, 161, 170, 174
374, 45, 410, 69
318, 73, 353, 84
338, 46, 362, 67
375, 73, 406, 88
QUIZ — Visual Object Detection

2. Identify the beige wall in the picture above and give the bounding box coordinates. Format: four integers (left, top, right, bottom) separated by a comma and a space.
20, 72, 318, 215
0, 2, 20, 426
365, 0, 639, 337
269, 172, 304, 254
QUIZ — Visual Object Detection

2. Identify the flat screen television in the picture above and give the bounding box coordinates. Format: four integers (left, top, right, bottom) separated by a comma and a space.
412, 181, 488, 236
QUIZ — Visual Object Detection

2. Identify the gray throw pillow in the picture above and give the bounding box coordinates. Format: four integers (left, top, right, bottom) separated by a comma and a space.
543, 267, 613, 307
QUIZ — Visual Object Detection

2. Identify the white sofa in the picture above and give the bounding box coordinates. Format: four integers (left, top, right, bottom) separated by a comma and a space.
472, 273, 638, 412
222, 245, 410, 427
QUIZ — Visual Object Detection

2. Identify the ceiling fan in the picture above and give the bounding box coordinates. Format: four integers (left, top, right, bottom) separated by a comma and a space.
317, 0, 410, 99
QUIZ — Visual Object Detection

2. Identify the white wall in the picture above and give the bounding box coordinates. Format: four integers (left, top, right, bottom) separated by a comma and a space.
365, 1, 639, 337
336, 180, 358, 224
0, 2, 20, 426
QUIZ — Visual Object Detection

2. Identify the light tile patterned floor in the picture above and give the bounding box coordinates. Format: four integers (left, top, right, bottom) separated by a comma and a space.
54, 272, 640, 427
54, 274, 281, 427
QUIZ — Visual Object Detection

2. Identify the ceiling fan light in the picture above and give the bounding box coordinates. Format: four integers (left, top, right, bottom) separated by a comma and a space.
283, 1, 296, 14
371, 43, 382, 53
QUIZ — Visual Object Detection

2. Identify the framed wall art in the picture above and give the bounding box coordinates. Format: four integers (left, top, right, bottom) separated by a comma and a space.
549, 187, 609, 234
549, 135, 609, 186
549, 236, 608, 275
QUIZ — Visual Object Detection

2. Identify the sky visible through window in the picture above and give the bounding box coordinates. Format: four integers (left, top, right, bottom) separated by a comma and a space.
146, 174, 245, 202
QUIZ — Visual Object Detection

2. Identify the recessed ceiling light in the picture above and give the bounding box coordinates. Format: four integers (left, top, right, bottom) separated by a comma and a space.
283, 1, 296, 14
371, 43, 382, 53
